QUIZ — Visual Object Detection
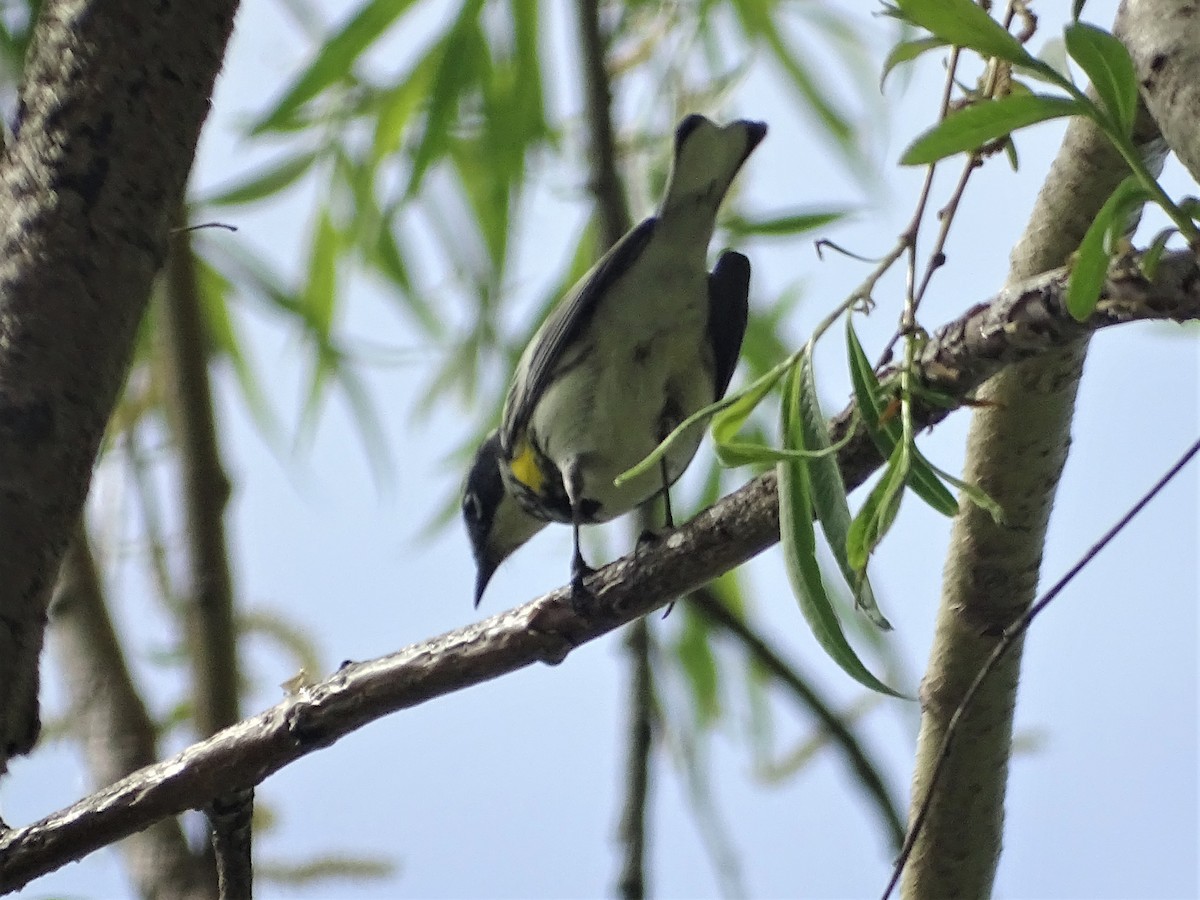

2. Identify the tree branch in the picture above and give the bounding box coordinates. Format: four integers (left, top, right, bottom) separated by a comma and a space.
899, 55, 1170, 898
0, 248, 1196, 892
0, 0, 239, 771
1117, 0, 1200, 185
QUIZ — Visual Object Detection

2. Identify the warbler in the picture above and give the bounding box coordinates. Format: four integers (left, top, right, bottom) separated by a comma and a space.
463, 114, 766, 606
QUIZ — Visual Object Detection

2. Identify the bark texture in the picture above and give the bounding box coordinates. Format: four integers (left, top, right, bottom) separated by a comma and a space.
1118, 0, 1200, 184
901, 62, 1171, 900
0, 0, 239, 769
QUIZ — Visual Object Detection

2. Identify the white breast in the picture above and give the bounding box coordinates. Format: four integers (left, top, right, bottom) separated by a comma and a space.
529, 237, 715, 520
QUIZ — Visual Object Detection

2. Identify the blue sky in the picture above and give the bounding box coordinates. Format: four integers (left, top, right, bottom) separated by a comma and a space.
3, 1, 1196, 897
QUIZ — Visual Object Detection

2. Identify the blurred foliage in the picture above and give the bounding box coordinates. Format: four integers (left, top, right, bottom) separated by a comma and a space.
15, 0, 926, 890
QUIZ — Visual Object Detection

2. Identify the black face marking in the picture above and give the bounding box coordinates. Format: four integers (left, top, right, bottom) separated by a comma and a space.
462, 433, 506, 557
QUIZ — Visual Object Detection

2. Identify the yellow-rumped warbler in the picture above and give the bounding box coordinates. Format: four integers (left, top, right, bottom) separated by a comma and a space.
463, 114, 765, 605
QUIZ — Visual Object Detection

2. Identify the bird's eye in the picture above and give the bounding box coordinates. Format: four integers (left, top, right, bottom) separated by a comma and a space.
463, 492, 481, 522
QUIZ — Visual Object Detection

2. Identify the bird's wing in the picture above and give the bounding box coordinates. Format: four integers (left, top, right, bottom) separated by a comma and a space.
500, 217, 658, 453
706, 250, 750, 400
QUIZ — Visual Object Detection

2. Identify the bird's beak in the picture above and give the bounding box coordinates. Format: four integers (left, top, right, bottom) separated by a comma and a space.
474, 556, 498, 608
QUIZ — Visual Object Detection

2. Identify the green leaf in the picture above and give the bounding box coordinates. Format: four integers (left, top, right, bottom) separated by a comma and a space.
845, 321, 959, 516
895, 0, 1037, 68
729, 0, 856, 152
1139, 227, 1176, 281
846, 442, 908, 572
1064, 22, 1138, 136
901, 94, 1081, 165
199, 152, 320, 207
302, 208, 339, 335
711, 361, 791, 467
919, 450, 1005, 524
371, 51, 439, 164
676, 609, 721, 728
194, 254, 278, 441
1067, 176, 1150, 320
778, 359, 905, 698
253, 0, 419, 134
405, 0, 487, 199
723, 209, 849, 238
796, 347, 890, 630
881, 36, 948, 88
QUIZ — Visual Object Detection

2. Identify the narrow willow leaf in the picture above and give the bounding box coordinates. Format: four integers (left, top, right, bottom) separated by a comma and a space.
846, 443, 908, 571
918, 449, 1004, 524
1067, 176, 1150, 320
710, 361, 791, 462
406, 0, 487, 199
881, 36, 948, 88
845, 321, 959, 515
1139, 227, 1176, 281
1064, 22, 1138, 136
371, 52, 438, 164
901, 94, 1081, 165
779, 362, 905, 697
253, 0, 419, 134
896, 0, 1039, 69
676, 609, 721, 728
796, 347, 891, 630
194, 255, 277, 440
200, 152, 320, 207
302, 208, 339, 336
723, 209, 848, 237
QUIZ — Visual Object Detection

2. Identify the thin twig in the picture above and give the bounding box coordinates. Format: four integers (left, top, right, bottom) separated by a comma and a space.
882, 435, 1200, 900
162, 212, 248, 897
616, 620, 654, 900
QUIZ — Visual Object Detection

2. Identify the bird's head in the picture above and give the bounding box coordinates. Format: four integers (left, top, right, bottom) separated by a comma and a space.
462, 432, 546, 606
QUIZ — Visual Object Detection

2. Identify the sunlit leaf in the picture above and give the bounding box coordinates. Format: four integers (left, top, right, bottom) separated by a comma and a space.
778, 357, 904, 697
845, 320, 959, 516
676, 608, 721, 728
302, 207, 339, 336
253, 0, 420, 134
1064, 22, 1138, 136
846, 442, 908, 571
901, 94, 1081, 165
198, 151, 321, 207
895, 0, 1038, 69
1067, 175, 1150, 320
723, 209, 849, 238
712, 361, 791, 467
796, 348, 890, 630
406, 0, 487, 199
881, 36, 948, 87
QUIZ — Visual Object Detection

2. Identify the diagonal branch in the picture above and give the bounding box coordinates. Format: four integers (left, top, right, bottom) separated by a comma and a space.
1, 250, 1197, 892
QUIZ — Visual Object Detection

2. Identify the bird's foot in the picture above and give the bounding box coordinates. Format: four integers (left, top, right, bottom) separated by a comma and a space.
638, 526, 675, 553
568, 562, 597, 614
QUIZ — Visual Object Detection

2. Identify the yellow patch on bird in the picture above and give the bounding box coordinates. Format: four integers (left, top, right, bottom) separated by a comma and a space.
509, 439, 544, 493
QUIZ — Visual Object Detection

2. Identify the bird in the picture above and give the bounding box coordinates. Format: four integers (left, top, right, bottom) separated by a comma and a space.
462, 113, 766, 607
